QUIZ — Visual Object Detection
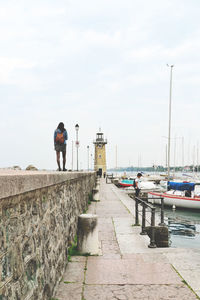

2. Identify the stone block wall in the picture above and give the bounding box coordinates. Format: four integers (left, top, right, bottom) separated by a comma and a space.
0, 171, 96, 300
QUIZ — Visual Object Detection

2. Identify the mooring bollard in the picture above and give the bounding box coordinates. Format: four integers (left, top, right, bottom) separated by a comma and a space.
95, 179, 100, 190
77, 214, 99, 255
92, 188, 99, 201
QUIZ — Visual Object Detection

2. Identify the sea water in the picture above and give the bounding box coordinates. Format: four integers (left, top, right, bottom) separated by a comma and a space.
163, 207, 200, 248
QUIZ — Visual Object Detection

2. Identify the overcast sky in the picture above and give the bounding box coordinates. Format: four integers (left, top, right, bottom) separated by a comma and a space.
1, 0, 200, 170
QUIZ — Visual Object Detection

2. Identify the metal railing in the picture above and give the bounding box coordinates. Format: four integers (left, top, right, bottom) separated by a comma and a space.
106, 174, 114, 184
131, 195, 165, 248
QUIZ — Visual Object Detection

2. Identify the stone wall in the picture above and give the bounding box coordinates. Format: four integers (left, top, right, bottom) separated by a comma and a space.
0, 171, 96, 300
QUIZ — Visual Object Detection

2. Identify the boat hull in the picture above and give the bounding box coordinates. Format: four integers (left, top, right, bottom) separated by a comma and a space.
119, 180, 133, 187
148, 191, 200, 209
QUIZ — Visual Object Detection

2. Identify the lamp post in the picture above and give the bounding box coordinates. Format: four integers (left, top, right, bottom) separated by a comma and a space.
87, 145, 89, 171
71, 141, 74, 171
75, 124, 79, 171
90, 153, 93, 170
167, 64, 174, 180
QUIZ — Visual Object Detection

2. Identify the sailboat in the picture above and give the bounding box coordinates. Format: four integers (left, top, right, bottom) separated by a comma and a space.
148, 65, 200, 209
148, 181, 200, 209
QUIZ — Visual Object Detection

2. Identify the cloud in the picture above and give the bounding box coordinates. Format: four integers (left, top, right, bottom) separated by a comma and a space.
1, 0, 200, 169
0, 57, 36, 84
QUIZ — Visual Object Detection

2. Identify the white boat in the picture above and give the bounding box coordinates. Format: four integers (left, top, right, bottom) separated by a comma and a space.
125, 181, 164, 192
148, 182, 200, 209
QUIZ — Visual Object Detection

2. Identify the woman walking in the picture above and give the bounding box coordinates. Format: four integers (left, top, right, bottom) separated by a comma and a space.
54, 122, 68, 171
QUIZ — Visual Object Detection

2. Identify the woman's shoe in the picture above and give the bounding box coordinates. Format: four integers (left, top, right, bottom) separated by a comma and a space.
63, 168, 67, 171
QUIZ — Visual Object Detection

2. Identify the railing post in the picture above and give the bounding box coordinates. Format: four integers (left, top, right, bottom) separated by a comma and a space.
140, 202, 147, 235
159, 197, 166, 226
134, 197, 140, 226
106, 176, 108, 184
148, 207, 157, 248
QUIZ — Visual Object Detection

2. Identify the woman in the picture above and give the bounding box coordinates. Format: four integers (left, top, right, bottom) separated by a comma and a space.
54, 122, 68, 171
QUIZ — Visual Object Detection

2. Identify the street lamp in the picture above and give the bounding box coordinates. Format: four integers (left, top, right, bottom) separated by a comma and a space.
71, 141, 74, 171
90, 153, 93, 170
75, 124, 79, 171
87, 145, 89, 171
167, 64, 174, 180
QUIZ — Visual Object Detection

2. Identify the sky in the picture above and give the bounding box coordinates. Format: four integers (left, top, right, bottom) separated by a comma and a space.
1, 0, 200, 170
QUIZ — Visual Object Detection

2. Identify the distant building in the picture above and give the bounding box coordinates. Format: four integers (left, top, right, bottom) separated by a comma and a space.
93, 129, 107, 177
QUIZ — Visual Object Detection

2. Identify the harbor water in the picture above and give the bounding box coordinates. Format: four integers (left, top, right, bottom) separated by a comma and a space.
164, 207, 200, 248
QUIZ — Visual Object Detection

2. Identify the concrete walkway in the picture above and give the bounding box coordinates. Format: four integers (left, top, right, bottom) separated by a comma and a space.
55, 179, 200, 300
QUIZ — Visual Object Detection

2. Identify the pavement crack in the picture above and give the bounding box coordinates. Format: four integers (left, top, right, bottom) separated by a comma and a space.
81, 257, 88, 300
112, 217, 122, 258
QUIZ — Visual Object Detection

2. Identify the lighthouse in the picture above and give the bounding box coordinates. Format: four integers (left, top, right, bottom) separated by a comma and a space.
93, 129, 107, 177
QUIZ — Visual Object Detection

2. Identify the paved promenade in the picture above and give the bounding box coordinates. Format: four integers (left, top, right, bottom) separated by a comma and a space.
55, 179, 200, 300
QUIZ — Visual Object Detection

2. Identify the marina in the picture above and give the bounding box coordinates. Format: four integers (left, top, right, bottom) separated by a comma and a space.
110, 170, 200, 250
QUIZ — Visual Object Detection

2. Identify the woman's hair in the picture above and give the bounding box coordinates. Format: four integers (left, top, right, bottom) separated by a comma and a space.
57, 122, 65, 132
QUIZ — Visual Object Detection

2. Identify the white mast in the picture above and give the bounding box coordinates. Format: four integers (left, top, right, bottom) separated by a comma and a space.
182, 137, 184, 171
167, 64, 174, 181
193, 145, 195, 173
173, 134, 176, 176
197, 141, 199, 173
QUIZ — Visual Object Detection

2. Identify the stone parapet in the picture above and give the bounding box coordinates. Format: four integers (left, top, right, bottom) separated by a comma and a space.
0, 169, 91, 199
0, 170, 96, 300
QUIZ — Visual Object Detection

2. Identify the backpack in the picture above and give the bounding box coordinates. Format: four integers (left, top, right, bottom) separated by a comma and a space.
133, 179, 136, 188
55, 132, 64, 144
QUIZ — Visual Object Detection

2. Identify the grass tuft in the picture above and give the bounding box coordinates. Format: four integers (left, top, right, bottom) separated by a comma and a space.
67, 236, 91, 260
172, 265, 200, 299
88, 192, 93, 202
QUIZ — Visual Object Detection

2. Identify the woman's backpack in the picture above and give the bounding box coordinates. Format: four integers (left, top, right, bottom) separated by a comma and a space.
55, 132, 64, 144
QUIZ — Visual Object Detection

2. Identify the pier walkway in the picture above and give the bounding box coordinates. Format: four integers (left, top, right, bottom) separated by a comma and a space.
55, 179, 200, 300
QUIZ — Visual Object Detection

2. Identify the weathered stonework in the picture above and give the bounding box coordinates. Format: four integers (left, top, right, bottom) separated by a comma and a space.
0, 171, 96, 300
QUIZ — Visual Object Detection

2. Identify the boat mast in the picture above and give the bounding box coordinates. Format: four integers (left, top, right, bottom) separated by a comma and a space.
182, 137, 184, 172
167, 64, 174, 181
173, 134, 176, 177
197, 141, 199, 173
193, 145, 195, 173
